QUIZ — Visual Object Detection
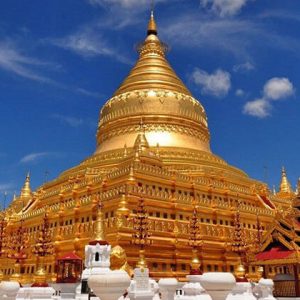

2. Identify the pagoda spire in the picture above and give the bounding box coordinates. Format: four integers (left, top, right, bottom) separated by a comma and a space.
272, 185, 276, 195
279, 167, 293, 194
147, 9, 157, 36
12, 192, 17, 202
20, 172, 32, 199
112, 9, 191, 97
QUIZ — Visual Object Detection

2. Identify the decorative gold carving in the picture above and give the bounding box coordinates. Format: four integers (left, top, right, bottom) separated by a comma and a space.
98, 122, 210, 145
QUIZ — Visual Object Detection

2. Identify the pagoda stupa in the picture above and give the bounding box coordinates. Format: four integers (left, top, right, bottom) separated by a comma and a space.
0, 11, 296, 283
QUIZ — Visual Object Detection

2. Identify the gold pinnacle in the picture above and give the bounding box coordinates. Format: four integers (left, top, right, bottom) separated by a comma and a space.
20, 172, 32, 199
147, 9, 157, 36
93, 201, 105, 241
136, 249, 147, 269
279, 166, 293, 194
117, 194, 130, 217
190, 248, 201, 272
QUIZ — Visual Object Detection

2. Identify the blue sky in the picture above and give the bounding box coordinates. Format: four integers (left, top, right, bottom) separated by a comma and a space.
0, 0, 300, 205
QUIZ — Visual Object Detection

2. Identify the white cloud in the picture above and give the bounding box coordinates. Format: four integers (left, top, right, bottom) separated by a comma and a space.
52, 114, 84, 127
258, 10, 300, 23
49, 27, 130, 64
50, 33, 110, 57
87, 0, 170, 29
0, 39, 102, 98
0, 39, 91, 94
89, 0, 145, 7
0, 40, 55, 83
191, 68, 231, 97
235, 89, 245, 97
88, 0, 166, 8
233, 61, 255, 73
243, 98, 271, 118
163, 14, 263, 59
243, 77, 295, 118
20, 152, 54, 164
0, 183, 14, 193
162, 9, 300, 62
75, 88, 102, 98
263, 77, 294, 100
200, 0, 253, 17
51, 114, 95, 129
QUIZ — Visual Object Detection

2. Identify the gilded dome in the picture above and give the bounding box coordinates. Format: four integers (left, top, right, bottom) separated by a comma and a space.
95, 13, 210, 154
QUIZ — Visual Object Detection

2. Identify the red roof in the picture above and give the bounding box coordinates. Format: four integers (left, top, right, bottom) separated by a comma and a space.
259, 195, 276, 209
57, 252, 82, 261
256, 247, 294, 261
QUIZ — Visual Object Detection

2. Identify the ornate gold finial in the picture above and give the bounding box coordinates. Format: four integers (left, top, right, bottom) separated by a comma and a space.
116, 194, 130, 228
20, 172, 32, 199
117, 194, 130, 218
147, 9, 157, 36
279, 166, 293, 194
92, 197, 106, 243
128, 164, 135, 183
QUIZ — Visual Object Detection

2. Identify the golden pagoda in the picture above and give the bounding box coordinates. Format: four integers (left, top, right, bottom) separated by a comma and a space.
276, 167, 294, 199
0, 12, 297, 283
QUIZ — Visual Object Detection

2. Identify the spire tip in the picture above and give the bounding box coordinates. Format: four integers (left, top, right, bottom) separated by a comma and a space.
147, 5, 157, 36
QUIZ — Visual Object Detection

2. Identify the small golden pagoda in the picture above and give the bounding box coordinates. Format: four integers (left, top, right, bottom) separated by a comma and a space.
0, 12, 297, 283
276, 167, 294, 199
